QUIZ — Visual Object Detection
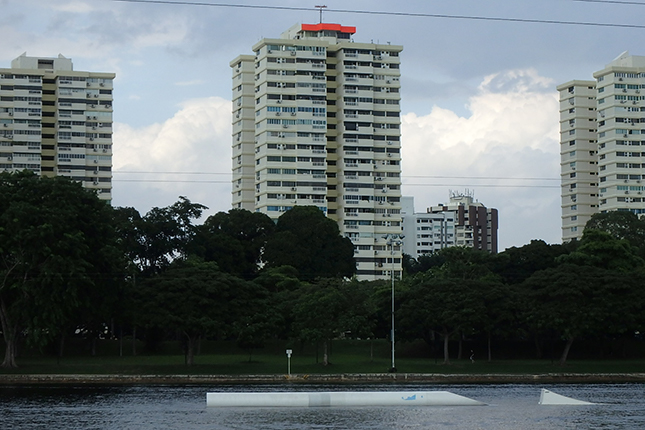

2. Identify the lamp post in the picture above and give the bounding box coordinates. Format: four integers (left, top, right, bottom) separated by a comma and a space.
286, 349, 292, 376
383, 233, 404, 373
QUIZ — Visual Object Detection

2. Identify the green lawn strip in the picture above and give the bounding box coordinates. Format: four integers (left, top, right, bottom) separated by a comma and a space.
2, 356, 644, 376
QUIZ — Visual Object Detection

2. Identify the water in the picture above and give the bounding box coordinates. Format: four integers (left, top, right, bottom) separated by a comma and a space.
1, 383, 644, 429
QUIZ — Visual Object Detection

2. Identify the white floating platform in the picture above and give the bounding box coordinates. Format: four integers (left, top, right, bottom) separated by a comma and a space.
538, 388, 595, 405
206, 391, 485, 407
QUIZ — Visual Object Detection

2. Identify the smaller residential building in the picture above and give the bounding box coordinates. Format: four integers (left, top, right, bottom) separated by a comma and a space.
402, 191, 498, 258
401, 196, 455, 258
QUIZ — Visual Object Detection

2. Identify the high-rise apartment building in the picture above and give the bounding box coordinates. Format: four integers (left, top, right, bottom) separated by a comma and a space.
231, 23, 403, 280
558, 52, 645, 241
557, 79, 598, 241
0, 53, 115, 201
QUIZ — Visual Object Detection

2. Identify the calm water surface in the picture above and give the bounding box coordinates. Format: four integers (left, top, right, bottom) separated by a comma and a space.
1, 383, 644, 429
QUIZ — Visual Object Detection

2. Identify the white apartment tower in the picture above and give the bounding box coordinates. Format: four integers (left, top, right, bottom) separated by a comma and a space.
0, 54, 115, 201
231, 23, 403, 280
558, 52, 645, 241
557, 80, 599, 241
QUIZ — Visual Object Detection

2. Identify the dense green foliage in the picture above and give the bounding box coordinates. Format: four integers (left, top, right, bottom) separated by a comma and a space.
1, 173, 644, 369
0, 171, 122, 367
263, 206, 356, 280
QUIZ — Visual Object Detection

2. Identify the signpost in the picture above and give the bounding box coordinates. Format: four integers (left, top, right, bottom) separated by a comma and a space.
286, 349, 292, 376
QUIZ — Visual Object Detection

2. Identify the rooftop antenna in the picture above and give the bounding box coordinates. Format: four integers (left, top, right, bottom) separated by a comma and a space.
315, 5, 327, 23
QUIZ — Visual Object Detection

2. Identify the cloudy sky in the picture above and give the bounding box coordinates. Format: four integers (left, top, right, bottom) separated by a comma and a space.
1, 0, 642, 250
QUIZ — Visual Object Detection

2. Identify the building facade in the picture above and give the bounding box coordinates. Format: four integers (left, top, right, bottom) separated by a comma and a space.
0, 54, 115, 201
401, 192, 498, 258
401, 196, 456, 258
557, 79, 599, 241
558, 52, 645, 241
427, 191, 498, 253
231, 23, 403, 280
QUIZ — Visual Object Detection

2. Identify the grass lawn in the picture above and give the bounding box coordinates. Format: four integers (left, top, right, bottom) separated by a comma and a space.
2, 339, 644, 375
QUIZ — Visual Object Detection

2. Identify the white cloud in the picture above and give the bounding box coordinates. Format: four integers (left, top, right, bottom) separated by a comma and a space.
175, 79, 206, 87
112, 96, 232, 217
110, 70, 563, 248
401, 69, 561, 250
0, 0, 192, 69
49, 0, 95, 14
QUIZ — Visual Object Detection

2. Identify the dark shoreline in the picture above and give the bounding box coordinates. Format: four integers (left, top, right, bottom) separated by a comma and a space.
1, 373, 645, 385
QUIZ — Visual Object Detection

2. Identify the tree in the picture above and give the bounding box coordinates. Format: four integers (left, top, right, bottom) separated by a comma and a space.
402, 252, 446, 276
397, 248, 499, 364
398, 272, 486, 364
560, 229, 644, 271
112, 206, 146, 272
291, 278, 375, 365
137, 197, 207, 276
434, 246, 494, 280
0, 171, 121, 367
253, 266, 302, 339
138, 259, 262, 366
520, 264, 625, 365
491, 240, 569, 285
190, 209, 275, 279
263, 206, 355, 280
585, 211, 645, 250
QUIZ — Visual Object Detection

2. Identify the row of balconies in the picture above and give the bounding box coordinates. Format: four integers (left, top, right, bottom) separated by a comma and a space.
341, 113, 401, 120
84, 80, 113, 88
59, 79, 113, 89
56, 102, 113, 111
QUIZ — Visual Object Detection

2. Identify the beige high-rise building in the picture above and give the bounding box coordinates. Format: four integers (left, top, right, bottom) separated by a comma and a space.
557, 79, 599, 241
231, 23, 403, 280
558, 52, 645, 241
0, 53, 115, 201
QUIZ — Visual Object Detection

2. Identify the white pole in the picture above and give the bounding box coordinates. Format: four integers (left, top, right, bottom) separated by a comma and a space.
391, 239, 395, 372
286, 349, 292, 376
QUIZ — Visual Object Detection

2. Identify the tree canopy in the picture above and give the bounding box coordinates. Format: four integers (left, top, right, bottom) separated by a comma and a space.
190, 209, 275, 279
137, 259, 265, 365
3, 172, 645, 369
0, 171, 122, 367
585, 211, 645, 249
263, 206, 356, 281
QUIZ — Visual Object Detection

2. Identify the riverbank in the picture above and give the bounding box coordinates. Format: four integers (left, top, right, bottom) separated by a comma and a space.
2, 372, 645, 385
